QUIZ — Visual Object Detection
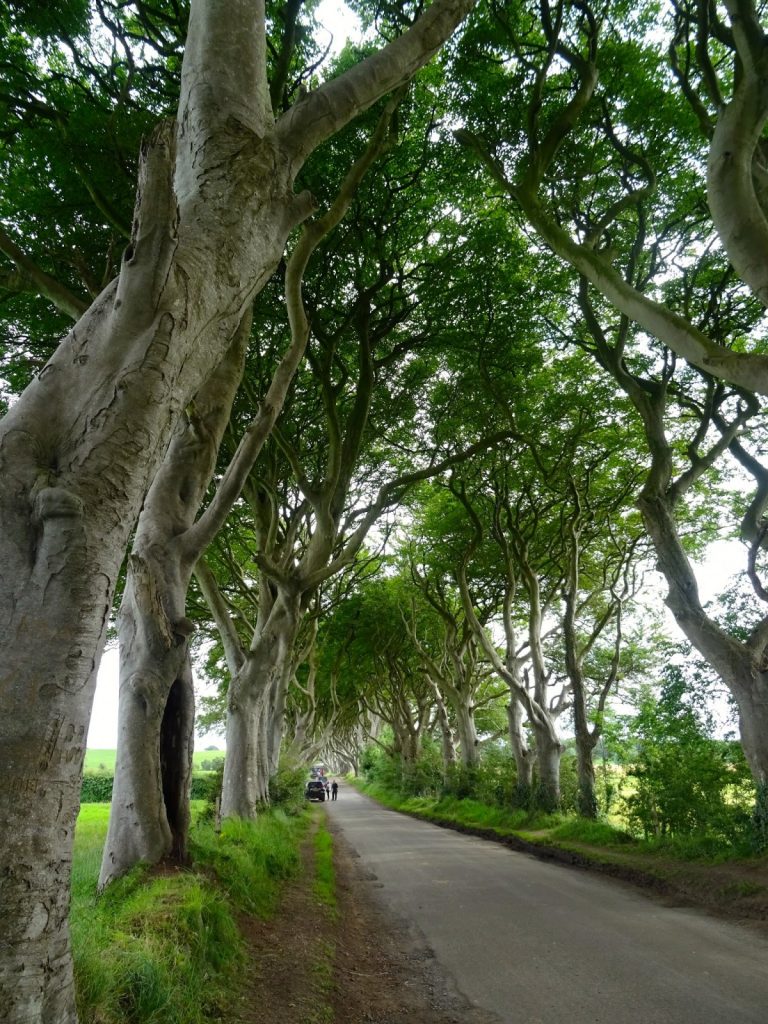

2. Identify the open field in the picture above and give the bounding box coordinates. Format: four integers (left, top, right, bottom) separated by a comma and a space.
83, 747, 224, 773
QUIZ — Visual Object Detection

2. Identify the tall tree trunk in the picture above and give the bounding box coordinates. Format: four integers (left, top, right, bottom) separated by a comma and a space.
507, 698, 534, 803
532, 723, 563, 812
99, 323, 249, 887
99, 561, 194, 887
268, 670, 292, 776
574, 732, 598, 820
222, 687, 273, 813
220, 592, 301, 817
0, 0, 477, 1012
638, 468, 768, 790
454, 700, 480, 767
428, 680, 457, 779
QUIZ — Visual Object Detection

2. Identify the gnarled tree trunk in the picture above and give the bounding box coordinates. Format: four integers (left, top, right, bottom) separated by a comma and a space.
507, 697, 534, 803
0, 0, 477, 1014
220, 589, 302, 816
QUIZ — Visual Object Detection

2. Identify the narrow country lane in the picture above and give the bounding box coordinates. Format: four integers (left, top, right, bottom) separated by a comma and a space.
325, 787, 768, 1024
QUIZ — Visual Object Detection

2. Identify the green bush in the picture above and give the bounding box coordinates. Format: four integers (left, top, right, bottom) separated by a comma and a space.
80, 773, 222, 804
361, 743, 442, 797
80, 774, 113, 802
622, 672, 754, 845
269, 760, 308, 809
191, 772, 222, 801
470, 746, 517, 807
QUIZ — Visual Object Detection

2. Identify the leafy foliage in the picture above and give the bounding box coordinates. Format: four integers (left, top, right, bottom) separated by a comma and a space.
622, 669, 754, 845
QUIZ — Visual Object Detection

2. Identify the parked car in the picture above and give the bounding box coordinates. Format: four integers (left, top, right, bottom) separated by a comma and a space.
305, 778, 326, 802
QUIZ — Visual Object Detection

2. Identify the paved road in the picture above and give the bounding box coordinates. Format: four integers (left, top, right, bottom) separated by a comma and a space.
325, 787, 768, 1024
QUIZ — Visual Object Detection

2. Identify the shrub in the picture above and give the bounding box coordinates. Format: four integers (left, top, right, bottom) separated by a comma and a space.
622, 672, 754, 844
268, 760, 307, 810
80, 774, 113, 802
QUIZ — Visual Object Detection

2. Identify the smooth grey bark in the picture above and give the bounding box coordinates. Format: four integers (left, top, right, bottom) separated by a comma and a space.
506, 697, 534, 800
99, 320, 250, 888
706, 0, 768, 308
426, 677, 459, 777
0, 0, 477, 1017
453, 700, 480, 767
531, 725, 563, 812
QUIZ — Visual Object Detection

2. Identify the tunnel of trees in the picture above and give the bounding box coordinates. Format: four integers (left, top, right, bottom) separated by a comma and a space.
3, 0, 768, 1020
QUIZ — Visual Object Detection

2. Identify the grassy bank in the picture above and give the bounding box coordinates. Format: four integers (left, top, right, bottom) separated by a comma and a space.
353, 777, 759, 859
71, 802, 308, 1024
351, 778, 768, 923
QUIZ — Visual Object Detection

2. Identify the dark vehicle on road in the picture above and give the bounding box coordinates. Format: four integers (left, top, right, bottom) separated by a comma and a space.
305, 779, 326, 802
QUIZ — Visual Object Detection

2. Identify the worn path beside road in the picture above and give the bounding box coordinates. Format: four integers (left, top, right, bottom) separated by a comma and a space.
326, 787, 768, 1024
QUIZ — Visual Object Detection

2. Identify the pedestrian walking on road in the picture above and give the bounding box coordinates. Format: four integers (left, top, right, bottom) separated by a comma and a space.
331, 780, 338, 801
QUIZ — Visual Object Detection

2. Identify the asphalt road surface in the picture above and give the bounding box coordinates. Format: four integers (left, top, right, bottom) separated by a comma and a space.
326, 786, 768, 1024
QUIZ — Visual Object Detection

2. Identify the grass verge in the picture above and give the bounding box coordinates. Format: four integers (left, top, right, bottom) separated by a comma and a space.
312, 818, 337, 916
306, 812, 338, 1024
352, 778, 765, 858
72, 801, 308, 1024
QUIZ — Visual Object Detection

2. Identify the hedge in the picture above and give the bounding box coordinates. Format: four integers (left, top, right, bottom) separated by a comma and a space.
81, 773, 219, 803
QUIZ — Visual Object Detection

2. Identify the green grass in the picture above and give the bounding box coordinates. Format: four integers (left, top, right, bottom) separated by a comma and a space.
544, 818, 635, 847
191, 809, 307, 917
307, 939, 335, 1024
312, 818, 337, 915
83, 748, 225, 774
356, 779, 564, 835
72, 801, 307, 1024
354, 778, 766, 871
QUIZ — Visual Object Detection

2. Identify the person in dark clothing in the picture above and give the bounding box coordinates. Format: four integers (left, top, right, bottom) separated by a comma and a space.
331, 780, 338, 801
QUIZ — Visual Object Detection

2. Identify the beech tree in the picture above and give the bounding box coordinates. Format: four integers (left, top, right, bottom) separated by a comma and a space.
99, 88, 400, 889
447, 0, 768, 810
315, 574, 441, 766
453, 0, 768, 393
0, 1, 477, 1019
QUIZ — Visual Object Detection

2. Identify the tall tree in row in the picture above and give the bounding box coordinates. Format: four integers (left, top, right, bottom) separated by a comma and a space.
0, 1, 477, 1018
195, 75, 516, 816
99, 92, 399, 888
449, 0, 768, 805
407, 541, 495, 768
